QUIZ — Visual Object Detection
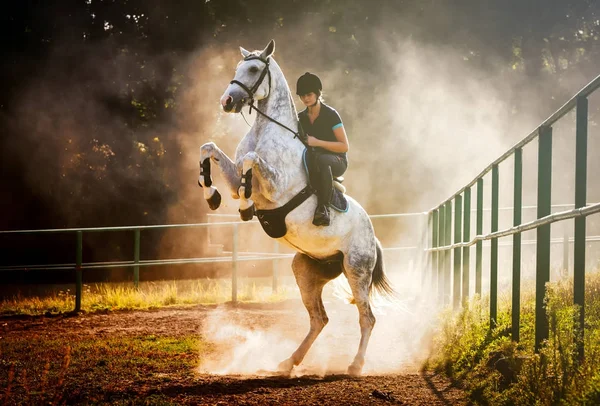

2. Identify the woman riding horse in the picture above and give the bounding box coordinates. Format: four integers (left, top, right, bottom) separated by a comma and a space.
296, 72, 349, 227
199, 40, 395, 376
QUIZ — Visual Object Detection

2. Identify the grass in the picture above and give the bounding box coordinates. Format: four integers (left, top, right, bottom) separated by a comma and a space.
425, 270, 600, 405
0, 278, 292, 315
0, 277, 296, 404
0, 333, 205, 405
0, 276, 283, 404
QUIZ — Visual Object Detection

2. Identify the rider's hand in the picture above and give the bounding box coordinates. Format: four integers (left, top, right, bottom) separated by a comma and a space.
306, 135, 320, 147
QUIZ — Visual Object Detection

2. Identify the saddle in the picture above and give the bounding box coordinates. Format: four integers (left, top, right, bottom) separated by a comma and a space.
254, 149, 349, 239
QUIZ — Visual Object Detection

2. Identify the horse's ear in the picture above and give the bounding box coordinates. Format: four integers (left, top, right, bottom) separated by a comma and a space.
260, 40, 275, 59
240, 47, 251, 58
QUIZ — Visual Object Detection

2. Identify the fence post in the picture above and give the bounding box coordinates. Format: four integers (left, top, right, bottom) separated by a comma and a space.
134, 229, 140, 288
562, 227, 569, 276
512, 148, 523, 342
438, 206, 445, 304
536, 125, 553, 353
574, 95, 588, 360
476, 178, 483, 296
422, 213, 430, 291
432, 210, 439, 295
272, 240, 279, 294
232, 223, 239, 303
445, 201, 452, 306
490, 164, 499, 327
454, 195, 462, 309
462, 187, 471, 305
75, 231, 83, 312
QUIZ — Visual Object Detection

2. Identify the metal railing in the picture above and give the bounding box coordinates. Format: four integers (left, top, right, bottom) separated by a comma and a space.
428, 73, 600, 356
0, 212, 426, 312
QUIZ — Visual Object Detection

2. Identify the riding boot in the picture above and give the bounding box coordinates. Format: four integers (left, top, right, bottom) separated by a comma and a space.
313, 203, 330, 226
313, 165, 332, 226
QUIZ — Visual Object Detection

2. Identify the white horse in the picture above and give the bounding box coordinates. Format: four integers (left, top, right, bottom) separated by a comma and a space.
198, 40, 394, 376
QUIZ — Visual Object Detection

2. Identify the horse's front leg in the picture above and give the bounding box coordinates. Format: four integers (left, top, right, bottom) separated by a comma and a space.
198, 142, 241, 210
238, 151, 285, 221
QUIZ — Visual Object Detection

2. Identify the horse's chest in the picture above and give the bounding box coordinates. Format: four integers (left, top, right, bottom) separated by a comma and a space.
254, 145, 283, 164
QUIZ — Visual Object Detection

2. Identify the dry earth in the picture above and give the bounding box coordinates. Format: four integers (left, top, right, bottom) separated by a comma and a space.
0, 303, 470, 405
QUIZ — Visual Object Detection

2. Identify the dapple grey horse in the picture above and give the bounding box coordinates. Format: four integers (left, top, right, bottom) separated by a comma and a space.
198, 40, 394, 376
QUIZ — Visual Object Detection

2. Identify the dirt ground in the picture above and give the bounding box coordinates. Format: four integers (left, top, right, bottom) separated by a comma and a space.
0, 303, 470, 405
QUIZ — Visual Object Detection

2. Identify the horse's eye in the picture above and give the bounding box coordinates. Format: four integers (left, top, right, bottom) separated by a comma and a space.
249, 66, 259, 73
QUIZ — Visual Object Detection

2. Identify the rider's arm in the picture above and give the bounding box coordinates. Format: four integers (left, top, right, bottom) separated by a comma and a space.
308, 125, 349, 153
307, 108, 349, 153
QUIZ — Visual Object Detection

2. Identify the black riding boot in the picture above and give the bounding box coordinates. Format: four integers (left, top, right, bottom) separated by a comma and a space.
313, 165, 332, 227
313, 203, 330, 226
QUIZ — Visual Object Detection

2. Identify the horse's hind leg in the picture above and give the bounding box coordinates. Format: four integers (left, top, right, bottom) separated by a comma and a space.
278, 253, 341, 374
343, 250, 377, 376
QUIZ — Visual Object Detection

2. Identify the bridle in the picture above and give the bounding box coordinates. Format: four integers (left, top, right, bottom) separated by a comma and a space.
230, 55, 305, 144
230, 55, 272, 108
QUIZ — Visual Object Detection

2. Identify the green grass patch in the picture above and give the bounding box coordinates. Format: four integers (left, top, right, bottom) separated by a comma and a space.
0, 333, 208, 405
426, 270, 600, 405
0, 278, 292, 315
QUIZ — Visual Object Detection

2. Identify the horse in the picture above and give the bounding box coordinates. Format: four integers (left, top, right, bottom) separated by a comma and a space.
198, 40, 395, 376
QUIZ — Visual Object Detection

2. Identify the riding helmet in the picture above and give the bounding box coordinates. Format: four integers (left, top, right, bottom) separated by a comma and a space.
296, 72, 322, 96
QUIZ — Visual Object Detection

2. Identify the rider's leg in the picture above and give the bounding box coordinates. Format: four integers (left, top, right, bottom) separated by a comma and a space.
313, 162, 331, 226
313, 154, 347, 226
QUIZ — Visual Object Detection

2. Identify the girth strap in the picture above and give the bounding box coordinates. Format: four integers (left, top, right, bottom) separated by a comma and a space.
255, 185, 314, 238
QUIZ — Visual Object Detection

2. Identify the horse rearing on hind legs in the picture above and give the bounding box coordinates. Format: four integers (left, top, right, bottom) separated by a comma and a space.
198, 40, 395, 376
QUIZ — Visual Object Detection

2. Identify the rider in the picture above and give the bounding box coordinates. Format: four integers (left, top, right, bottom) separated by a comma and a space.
296, 72, 349, 227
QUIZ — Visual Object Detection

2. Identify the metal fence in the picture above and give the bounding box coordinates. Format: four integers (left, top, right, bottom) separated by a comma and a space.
3, 75, 600, 358
2, 206, 597, 315
427, 73, 600, 357
0, 213, 426, 312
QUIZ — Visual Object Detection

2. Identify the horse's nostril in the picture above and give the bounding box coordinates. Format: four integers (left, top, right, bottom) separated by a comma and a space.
224, 96, 235, 111
222, 95, 234, 110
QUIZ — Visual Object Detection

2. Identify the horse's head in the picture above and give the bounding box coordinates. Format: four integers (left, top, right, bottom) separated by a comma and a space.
220, 40, 275, 113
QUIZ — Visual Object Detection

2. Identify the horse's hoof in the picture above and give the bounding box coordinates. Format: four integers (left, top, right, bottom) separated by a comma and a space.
347, 363, 363, 377
239, 204, 255, 221
207, 189, 222, 210
277, 358, 294, 375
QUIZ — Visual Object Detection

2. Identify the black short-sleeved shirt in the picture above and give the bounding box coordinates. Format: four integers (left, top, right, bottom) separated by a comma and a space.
298, 103, 346, 159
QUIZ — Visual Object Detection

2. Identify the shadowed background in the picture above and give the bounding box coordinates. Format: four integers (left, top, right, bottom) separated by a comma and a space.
1, 0, 599, 283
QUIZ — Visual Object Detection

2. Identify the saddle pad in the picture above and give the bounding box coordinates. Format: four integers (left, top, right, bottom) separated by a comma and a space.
303, 149, 348, 213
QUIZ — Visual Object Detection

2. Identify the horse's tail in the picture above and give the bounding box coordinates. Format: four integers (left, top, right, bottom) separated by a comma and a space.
370, 238, 396, 300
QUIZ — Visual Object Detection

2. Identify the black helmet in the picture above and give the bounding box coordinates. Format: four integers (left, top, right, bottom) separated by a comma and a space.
296, 72, 322, 96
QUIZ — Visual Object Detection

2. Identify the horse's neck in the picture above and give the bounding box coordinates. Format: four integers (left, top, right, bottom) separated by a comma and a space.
253, 64, 301, 153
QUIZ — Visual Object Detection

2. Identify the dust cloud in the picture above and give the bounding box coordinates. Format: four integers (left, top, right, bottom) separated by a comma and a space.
187, 17, 597, 376
198, 271, 436, 375
5, 2, 598, 374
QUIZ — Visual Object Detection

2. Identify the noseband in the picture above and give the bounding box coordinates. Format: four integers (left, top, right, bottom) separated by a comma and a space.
230, 55, 305, 145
